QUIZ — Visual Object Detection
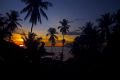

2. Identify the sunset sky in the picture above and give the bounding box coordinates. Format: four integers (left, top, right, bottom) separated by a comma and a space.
0, 0, 120, 46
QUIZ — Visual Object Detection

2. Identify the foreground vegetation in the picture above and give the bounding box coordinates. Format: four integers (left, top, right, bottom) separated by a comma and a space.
0, 0, 120, 73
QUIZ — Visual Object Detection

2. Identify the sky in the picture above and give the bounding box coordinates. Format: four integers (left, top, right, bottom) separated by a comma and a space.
0, 0, 120, 46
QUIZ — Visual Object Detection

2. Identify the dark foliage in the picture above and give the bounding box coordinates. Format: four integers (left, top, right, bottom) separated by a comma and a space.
0, 7, 120, 73
21, 0, 52, 32
70, 10, 120, 73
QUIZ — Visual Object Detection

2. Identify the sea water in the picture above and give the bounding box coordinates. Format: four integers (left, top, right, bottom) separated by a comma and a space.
45, 47, 73, 61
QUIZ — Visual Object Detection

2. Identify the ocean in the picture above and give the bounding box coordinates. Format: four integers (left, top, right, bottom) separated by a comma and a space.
45, 47, 73, 61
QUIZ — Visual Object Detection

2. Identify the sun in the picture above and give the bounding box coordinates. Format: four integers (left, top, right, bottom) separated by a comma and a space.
11, 33, 75, 47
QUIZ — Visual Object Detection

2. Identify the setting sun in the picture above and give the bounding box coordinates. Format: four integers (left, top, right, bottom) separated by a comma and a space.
11, 33, 75, 47
0, 0, 119, 69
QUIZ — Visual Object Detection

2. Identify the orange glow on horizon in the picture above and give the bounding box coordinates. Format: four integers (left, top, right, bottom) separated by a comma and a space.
11, 33, 75, 47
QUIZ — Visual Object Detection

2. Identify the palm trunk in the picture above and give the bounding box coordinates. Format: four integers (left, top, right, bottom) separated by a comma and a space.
61, 34, 65, 61
106, 27, 110, 40
31, 23, 34, 33
62, 34, 64, 53
51, 43, 53, 53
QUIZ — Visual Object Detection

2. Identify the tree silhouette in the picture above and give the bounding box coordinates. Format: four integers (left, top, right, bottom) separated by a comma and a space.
0, 14, 5, 29
0, 14, 7, 39
22, 32, 43, 63
71, 22, 100, 63
46, 28, 58, 52
113, 9, 120, 32
101, 10, 120, 65
22, 32, 42, 51
21, 0, 52, 33
0, 11, 22, 41
97, 13, 113, 42
82, 22, 99, 48
6, 10, 22, 41
112, 9, 120, 51
58, 19, 71, 60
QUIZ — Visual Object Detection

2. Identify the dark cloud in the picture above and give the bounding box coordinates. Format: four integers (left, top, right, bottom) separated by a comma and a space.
67, 31, 80, 35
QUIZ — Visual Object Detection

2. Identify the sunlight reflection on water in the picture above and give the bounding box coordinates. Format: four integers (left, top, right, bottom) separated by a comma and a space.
45, 47, 73, 61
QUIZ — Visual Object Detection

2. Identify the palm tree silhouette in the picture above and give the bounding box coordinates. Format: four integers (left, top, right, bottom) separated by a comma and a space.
0, 14, 5, 28
0, 14, 6, 31
6, 10, 22, 41
114, 10, 120, 31
0, 14, 11, 40
83, 22, 99, 46
58, 19, 71, 60
21, 0, 52, 33
0, 14, 6, 39
46, 28, 58, 52
71, 22, 100, 61
97, 13, 113, 41
22, 32, 37, 49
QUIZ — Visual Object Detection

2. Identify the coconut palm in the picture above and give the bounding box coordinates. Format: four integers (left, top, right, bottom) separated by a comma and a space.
114, 10, 120, 25
71, 22, 100, 60
97, 13, 113, 41
0, 14, 6, 31
58, 19, 71, 59
0, 14, 12, 40
113, 9, 120, 32
0, 14, 6, 39
46, 28, 58, 52
21, 0, 52, 33
5, 10, 22, 41
22, 32, 37, 49
6, 10, 22, 32
0, 14, 5, 28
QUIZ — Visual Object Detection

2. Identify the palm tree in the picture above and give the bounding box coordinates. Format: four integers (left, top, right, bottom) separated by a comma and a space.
22, 32, 37, 49
0, 14, 6, 39
114, 10, 120, 25
6, 10, 22, 41
113, 9, 120, 32
21, 0, 52, 33
46, 28, 58, 52
0, 14, 6, 31
82, 22, 99, 47
97, 13, 113, 41
0, 14, 4, 28
71, 22, 100, 60
0, 14, 12, 40
58, 19, 71, 59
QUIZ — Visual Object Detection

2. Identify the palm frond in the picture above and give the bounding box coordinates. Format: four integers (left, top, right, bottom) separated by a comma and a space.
54, 35, 58, 39
18, 18, 23, 21
40, 9, 48, 20
6, 13, 11, 19
24, 8, 32, 20
16, 22, 22, 27
58, 26, 62, 29
21, 5, 31, 13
